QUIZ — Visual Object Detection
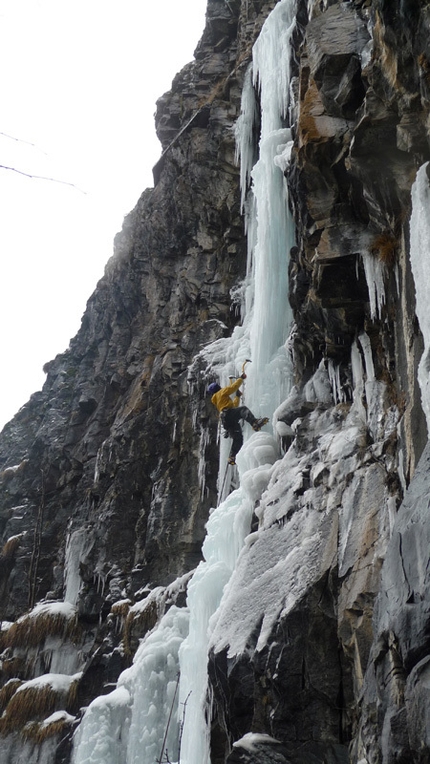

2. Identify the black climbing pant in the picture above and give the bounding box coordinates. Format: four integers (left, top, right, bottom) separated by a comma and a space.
221, 406, 257, 459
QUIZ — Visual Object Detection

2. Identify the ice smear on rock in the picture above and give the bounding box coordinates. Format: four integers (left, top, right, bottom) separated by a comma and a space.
64, 528, 92, 606
410, 162, 430, 435
209, 352, 394, 659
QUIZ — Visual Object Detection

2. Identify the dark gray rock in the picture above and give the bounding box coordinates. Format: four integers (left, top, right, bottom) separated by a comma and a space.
356, 440, 430, 762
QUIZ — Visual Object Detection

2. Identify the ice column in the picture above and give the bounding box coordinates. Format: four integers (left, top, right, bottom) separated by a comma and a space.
243, 0, 296, 419
235, 66, 259, 213
410, 162, 430, 434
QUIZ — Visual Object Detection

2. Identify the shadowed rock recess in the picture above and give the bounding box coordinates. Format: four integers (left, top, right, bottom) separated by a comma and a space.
1, 0, 430, 762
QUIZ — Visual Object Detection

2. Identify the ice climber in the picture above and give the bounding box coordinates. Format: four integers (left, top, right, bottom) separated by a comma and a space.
208, 374, 268, 465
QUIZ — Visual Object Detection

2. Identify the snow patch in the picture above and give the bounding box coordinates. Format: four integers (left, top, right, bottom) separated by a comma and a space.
233, 732, 281, 750
41, 710, 76, 727
17, 672, 81, 694
24, 600, 77, 621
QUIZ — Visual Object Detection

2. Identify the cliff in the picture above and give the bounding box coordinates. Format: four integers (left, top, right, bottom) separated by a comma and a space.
0, 1, 430, 763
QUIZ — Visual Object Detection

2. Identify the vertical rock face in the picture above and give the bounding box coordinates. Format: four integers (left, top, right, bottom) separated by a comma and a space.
206, 1, 430, 763
0, 1, 430, 763
356, 440, 430, 763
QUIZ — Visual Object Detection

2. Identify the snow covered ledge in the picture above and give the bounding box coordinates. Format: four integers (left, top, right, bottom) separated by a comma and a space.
228, 732, 289, 763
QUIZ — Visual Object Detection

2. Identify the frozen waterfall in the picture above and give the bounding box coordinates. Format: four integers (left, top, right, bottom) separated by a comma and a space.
240, 0, 296, 417
72, 2, 297, 763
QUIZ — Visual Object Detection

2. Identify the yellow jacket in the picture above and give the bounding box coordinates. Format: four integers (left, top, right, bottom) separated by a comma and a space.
211, 378, 243, 413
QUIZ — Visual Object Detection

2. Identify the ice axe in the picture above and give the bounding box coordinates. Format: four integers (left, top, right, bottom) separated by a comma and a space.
241, 359, 251, 376
228, 359, 251, 381
238, 359, 251, 402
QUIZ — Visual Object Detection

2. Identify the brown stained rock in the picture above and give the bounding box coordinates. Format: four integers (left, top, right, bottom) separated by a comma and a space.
299, 73, 351, 146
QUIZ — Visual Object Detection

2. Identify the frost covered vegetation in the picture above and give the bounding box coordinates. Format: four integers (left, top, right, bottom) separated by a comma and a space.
1, 0, 430, 762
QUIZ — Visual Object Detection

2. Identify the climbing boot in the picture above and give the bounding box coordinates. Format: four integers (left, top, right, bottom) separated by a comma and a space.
252, 417, 269, 432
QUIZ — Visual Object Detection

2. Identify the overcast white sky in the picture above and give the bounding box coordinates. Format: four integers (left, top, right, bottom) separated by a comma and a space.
0, 0, 207, 430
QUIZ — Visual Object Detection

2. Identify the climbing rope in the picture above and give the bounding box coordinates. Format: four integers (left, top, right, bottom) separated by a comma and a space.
218, 461, 231, 506
157, 672, 180, 764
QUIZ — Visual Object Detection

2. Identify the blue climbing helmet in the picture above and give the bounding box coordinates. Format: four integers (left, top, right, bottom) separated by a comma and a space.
207, 382, 221, 395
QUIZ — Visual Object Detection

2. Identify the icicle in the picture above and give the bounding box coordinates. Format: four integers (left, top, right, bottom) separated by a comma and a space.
235, 65, 259, 212
362, 251, 386, 320
327, 360, 345, 404
198, 426, 211, 499
94, 570, 107, 597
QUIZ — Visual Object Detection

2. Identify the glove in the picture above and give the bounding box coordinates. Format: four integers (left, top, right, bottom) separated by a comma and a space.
241, 373, 247, 379
235, 390, 242, 398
